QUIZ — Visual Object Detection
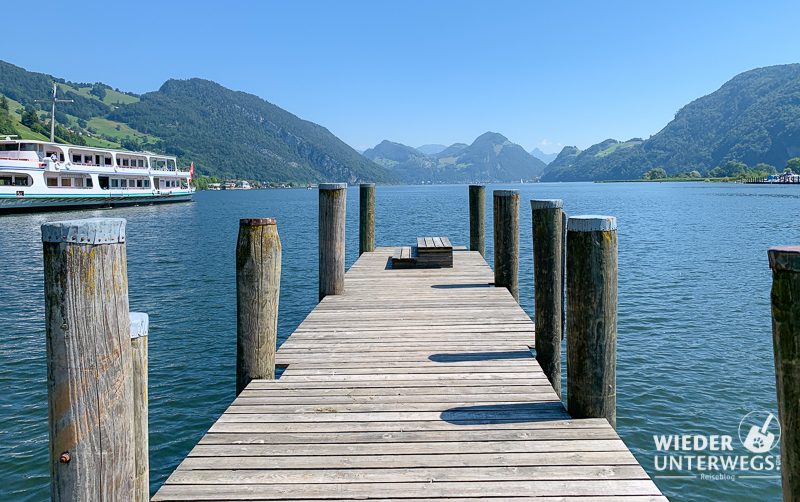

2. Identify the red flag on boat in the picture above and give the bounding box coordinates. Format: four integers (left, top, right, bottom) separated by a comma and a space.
189, 161, 194, 181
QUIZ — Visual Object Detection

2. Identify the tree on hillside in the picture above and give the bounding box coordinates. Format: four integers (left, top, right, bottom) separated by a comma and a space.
786, 157, 800, 173
0, 96, 17, 135
642, 167, 667, 180
89, 83, 106, 100
709, 160, 748, 178
21, 106, 49, 136
754, 163, 777, 175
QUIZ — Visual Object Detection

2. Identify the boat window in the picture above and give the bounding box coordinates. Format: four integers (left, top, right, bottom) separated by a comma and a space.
123, 159, 129, 167
0, 144, 18, 151
139, 159, 145, 168
74, 178, 84, 188
111, 179, 119, 188
46, 177, 57, 187
15, 175, 30, 186
72, 154, 81, 163
86, 178, 93, 188
144, 179, 150, 188
61, 178, 72, 187
0, 176, 11, 185
84, 155, 93, 165
120, 179, 128, 188
136, 179, 143, 188
95, 155, 101, 165
104, 157, 112, 166
20, 143, 37, 151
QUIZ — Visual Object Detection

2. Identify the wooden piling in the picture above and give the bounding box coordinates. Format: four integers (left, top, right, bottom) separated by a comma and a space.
469, 185, 485, 256
493, 190, 519, 302
319, 183, 347, 300
42, 218, 135, 500
561, 210, 567, 340
359, 183, 375, 256
236, 218, 282, 396
566, 215, 618, 428
769, 246, 800, 500
130, 312, 149, 502
531, 199, 564, 397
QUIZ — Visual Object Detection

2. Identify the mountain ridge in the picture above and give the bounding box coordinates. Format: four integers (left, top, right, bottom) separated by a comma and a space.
363, 132, 546, 182
543, 64, 800, 181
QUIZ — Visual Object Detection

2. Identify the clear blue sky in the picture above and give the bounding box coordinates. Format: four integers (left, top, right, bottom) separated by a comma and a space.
5, 0, 798, 153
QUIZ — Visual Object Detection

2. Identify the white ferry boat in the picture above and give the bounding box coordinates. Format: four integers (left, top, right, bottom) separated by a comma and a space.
0, 137, 194, 213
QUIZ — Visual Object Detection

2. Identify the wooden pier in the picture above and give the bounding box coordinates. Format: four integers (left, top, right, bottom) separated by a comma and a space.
153, 247, 665, 501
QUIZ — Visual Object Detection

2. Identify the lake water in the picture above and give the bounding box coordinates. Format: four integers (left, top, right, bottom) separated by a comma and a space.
1, 182, 795, 501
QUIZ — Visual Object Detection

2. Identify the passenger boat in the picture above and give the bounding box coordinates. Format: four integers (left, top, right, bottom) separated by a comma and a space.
0, 137, 194, 213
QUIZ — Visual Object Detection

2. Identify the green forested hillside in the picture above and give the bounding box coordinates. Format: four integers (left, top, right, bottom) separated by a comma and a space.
110, 79, 394, 182
543, 64, 800, 181
0, 60, 394, 183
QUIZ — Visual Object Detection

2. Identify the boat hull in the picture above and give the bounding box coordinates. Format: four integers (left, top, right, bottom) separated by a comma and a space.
0, 192, 193, 214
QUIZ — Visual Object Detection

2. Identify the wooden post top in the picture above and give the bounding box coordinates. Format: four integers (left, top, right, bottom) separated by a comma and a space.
568, 215, 617, 232
531, 199, 563, 209
41, 217, 126, 244
130, 312, 149, 340
469, 184, 485, 188
240, 218, 276, 226
319, 183, 348, 190
493, 189, 519, 197
359, 183, 375, 187
769, 246, 800, 272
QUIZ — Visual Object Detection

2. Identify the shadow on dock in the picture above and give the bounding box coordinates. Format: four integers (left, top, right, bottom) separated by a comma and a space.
440, 402, 567, 424
429, 350, 533, 362
431, 283, 493, 289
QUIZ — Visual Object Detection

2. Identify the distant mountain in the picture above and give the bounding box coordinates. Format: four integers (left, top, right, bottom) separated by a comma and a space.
438, 142, 469, 157
543, 64, 800, 181
0, 59, 395, 183
416, 144, 448, 155
530, 147, 558, 164
364, 132, 546, 182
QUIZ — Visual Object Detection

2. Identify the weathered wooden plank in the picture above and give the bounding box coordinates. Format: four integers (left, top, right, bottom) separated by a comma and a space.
153, 480, 662, 500
168, 464, 648, 483
197, 428, 620, 445
188, 439, 629, 457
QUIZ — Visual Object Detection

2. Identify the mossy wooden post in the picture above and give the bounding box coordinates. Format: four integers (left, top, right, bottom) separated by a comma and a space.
469, 185, 485, 256
359, 183, 375, 256
42, 218, 135, 500
561, 210, 567, 340
493, 189, 519, 302
769, 246, 800, 501
129, 312, 149, 502
531, 199, 563, 398
319, 183, 347, 300
566, 215, 618, 428
236, 218, 281, 396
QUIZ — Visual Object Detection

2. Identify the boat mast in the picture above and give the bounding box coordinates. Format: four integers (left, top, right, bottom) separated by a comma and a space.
35, 83, 74, 142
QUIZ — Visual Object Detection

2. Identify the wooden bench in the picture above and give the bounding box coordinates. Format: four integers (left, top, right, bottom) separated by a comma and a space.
391, 237, 453, 269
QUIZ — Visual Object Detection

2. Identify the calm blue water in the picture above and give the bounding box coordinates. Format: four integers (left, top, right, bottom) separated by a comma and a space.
0, 183, 795, 501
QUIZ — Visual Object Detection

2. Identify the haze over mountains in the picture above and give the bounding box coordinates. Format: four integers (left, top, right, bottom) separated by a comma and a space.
363, 133, 547, 183
529, 148, 558, 164
1, 59, 798, 183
